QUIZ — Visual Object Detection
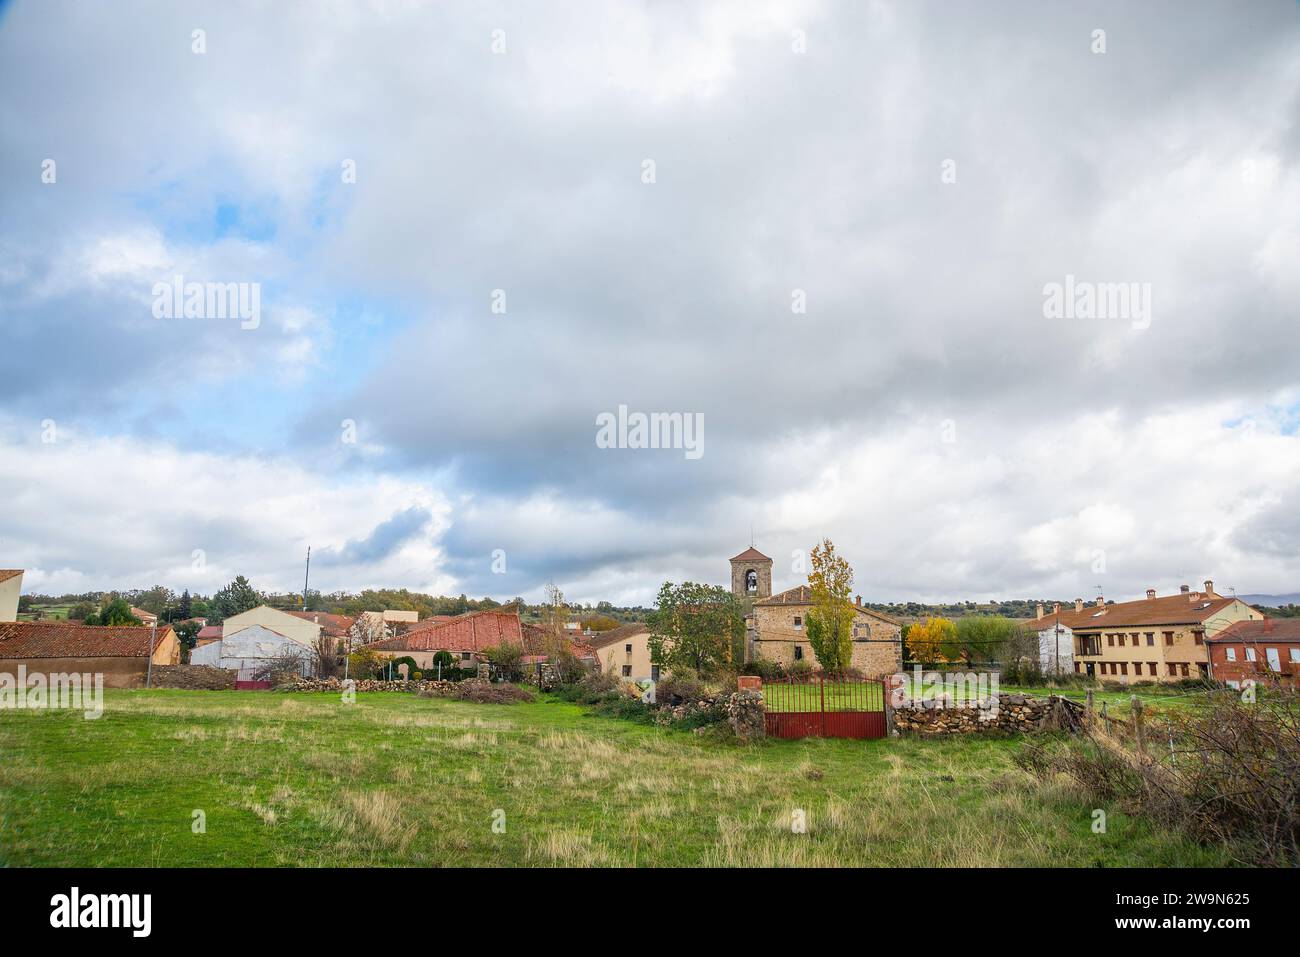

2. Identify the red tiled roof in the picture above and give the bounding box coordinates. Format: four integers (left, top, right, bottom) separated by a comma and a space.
286, 610, 356, 637
1068, 592, 1245, 630
586, 623, 649, 651
370, 610, 523, 654
730, 547, 771, 563
1208, 619, 1300, 643
129, 606, 158, 621
0, 570, 23, 584
400, 615, 456, 633
196, 625, 223, 641
0, 622, 175, 659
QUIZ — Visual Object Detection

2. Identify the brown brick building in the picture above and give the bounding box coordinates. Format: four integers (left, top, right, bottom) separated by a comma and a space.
1069, 581, 1263, 684
1206, 618, 1300, 688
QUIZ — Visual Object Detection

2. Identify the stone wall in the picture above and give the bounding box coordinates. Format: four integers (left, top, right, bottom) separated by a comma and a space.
151, 665, 237, 690
892, 693, 1079, 735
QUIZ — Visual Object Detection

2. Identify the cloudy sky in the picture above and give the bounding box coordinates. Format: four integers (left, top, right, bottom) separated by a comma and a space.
2, 1, 1298, 606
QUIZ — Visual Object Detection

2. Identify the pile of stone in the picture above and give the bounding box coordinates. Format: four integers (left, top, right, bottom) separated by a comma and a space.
891, 693, 1073, 735
277, 676, 457, 695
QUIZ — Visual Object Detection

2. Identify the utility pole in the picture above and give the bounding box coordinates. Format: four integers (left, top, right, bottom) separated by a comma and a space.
146, 620, 157, 688
302, 546, 311, 612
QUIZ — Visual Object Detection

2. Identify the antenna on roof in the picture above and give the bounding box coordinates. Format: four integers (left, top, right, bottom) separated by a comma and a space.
302, 546, 311, 612
750, 524, 754, 547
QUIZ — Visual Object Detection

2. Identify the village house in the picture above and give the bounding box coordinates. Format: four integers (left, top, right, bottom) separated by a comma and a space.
367, 608, 526, 670
188, 605, 325, 676
1069, 581, 1263, 684
1207, 618, 1300, 688
1022, 599, 1103, 674
589, 623, 658, 681
0, 621, 179, 688
129, 606, 158, 627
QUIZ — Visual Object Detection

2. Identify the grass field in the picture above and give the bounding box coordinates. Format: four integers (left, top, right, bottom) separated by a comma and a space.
0, 689, 1232, 867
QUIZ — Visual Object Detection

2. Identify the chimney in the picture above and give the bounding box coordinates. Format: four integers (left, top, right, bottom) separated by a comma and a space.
1095, 594, 1105, 608
1036, 603, 1045, 620
855, 595, 861, 607
1264, 617, 1274, 633
1180, 584, 1189, 594
1204, 579, 1215, 596
1075, 598, 1084, 612
1053, 602, 1061, 614
1146, 588, 1156, 600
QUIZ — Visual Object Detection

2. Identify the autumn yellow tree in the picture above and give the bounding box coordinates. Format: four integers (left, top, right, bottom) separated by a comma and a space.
905, 617, 956, 664
806, 539, 856, 673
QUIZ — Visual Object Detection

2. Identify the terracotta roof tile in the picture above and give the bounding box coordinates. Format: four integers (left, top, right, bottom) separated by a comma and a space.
286, 610, 356, 637
369, 610, 523, 654
0, 570, 23, 584
730, 547, 771, 563
0, 622, 175, 658
1208, 619, 1300, 643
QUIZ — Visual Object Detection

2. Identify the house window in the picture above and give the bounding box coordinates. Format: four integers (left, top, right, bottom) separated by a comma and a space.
1290, 649, 1300, 664
622, 665, 632, 677
1266, 648, 1281, 672
1226, 648, 1237, 662
1180, 663, 1189, 677
651, 665, 661, 681
1193, 632, 1204, 646
1168, 663, 1178, 676
625, 644, 632, 654
1245, 648, 1256, 662
1074, 662, 1080, 673
1145, 633, 1154, 646
461, 652, 471, 660
1119, 662, 1128, 676
1107, 634, 1114, 647
1163, 632, 1174, 645
794, 616, 803, 629
1130, 633, 1139, 645
794, 646, 804, 660
1148, 662, 1157, 676
1133, 662, 1142, 675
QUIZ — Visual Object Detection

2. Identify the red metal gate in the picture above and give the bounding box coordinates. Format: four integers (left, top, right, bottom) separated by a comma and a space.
762, 675, 886, 739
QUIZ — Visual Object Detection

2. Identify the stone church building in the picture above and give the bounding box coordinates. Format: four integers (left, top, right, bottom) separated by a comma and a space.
729, 545, 902, 678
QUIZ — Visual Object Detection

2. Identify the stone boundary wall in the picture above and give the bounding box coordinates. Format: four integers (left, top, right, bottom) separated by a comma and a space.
144, 664, 236, 690
892, 693, 1078, 734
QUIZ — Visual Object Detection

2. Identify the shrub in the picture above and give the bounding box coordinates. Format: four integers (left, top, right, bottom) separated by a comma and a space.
411, 671, 422, 680
741, 658, 785, 680
1017, 687, 1300, 866
656, 674, 707, 706
554, 671, 622, 704
346, 646, 384, 679
451, 680, 535, 704
786, 660, 814, 679
482, 644, 524, 682
590, 697, 654, 723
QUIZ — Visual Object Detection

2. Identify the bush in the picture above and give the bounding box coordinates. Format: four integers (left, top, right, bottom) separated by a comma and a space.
346, 646, 384, 679
741, 658, 785, 680
554, 671, 622, 704
787, 660, 814, 679
450, 680, 535, 704
656, 674, 708, 706
482, 643, 524, 682
590, 696, 655, 723
1017, 687, 1300, 866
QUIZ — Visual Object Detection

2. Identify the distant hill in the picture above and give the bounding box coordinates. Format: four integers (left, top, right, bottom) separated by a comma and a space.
1239, 594, 1300, 607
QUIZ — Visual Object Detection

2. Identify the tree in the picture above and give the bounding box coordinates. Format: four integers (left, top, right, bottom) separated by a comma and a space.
951, 616, 1021, 666
906, 617, 957, 664
209, 576, 261, 624
88, 597, 142, 627
646, 581, 744, 677
133, 585, 175, 617
175, 589, 193, 622
173, 620, 201, 660
483, 643, 524, 682
805, 539, 856, 673
68, 601, 98, 623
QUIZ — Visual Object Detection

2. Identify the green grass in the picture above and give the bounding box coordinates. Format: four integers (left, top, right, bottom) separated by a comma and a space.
0, 689, 1232, 867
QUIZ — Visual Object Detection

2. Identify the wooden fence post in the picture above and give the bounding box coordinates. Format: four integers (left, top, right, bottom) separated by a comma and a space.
1131, 695, 1145, 758
1085, 689, 1094, 731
